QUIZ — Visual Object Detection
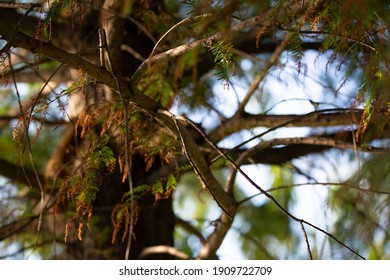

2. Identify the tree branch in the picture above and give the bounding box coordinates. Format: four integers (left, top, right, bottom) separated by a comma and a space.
0, 214, 38, 241
0, 155, 45, 190
161, 110, 237, 219
0, 9, 160, 113
237, 34, 290, 113
1, 67, 70, 84
210, 108, 364, 143
235, 136, 386, 156
175, 217, 207, 245
130, 13, 276, 84
138, 245, 190, 260
0, 114, 66, 126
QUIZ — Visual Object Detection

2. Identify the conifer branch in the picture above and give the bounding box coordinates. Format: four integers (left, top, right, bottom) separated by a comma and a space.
131, 13, 274, 84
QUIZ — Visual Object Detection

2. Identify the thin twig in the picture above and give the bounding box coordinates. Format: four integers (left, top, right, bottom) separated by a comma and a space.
0, 2, 41, 9
26, 63, 64, 130
232, 138, 366, 259
8, 53, 45, 233
300, 221, 313, 260
238, 181, 390, 205
131, 13, 271, 83
149, 14, 211, 58
120, 45, 145, 62
254, 23, 377, 52
236, 34, 290, 114
98, 27, 134, 260
0, 4, 36, 55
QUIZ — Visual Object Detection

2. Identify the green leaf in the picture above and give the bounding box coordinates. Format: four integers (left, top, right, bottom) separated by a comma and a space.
209, 40, 236, 87
166, 174, 177, 191
152, 181, 164, 195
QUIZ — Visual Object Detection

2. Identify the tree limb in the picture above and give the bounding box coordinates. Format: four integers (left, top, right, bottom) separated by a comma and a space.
175, 217, 207, 245
0, 114, 66, 126
0, 157, 45, 189
209, 108, 364, 143
138, 245, 190, 260
1, 67, 70, 84
160, 110, 237, 219
0, 214, 38, 241
130, 13, 278, 84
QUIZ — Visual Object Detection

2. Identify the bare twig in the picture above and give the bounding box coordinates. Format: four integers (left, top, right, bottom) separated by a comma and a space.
149, 14, 211, 58
238, 181, 390, 205
0, 2, 41, 10
131, 13, 272, 83
120, 45, 145, 62
98, 27, 134, 260
0, 4, 36, 55
300, 221, 313, 260
236, 34, 290, 114
8, 53, 46, 234
175, 217, 207, 245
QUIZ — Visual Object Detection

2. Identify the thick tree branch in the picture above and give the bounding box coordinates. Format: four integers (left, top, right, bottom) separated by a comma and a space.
1, 67, 70, 84
209, 108, 364, 143
198, 212, 233, 259
175, 217, 207, 245
227, 136, 387, 181
0, 158, 45, 189
160, 110, 237, 219
0, 114, 66, 126
0, 215, 38, 241
0, 8, 326, 87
